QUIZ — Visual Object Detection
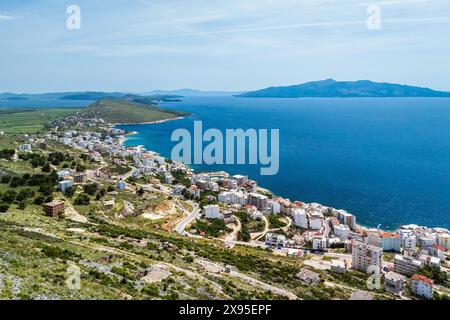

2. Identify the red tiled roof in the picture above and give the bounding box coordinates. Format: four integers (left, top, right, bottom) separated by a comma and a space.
381, 232, 400, 239
412, 274, 433, 286
434, 244, 445, 252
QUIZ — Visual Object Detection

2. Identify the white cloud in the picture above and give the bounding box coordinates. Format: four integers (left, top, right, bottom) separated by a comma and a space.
0, 14, 14, 20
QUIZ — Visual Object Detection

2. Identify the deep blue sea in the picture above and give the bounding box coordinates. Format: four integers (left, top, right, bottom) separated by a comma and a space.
117, 96, 450, 230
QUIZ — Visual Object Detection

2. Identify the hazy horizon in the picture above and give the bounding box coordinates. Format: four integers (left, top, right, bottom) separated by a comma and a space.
1, 0, 450, 92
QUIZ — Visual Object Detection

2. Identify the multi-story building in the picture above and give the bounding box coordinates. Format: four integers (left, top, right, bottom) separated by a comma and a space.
380, 233, 401, 252
384, 271, 406, 292
292, 208, 308, 229
337, 210, 356, 230
312, 236, 328, 251
247, 193, 269, 211
365, 229, 381, 246
232, 174, 248, 186
411, 274, 433, 299
351, 241, 383, 273
393, 254, 423, 276
333, 224, 351, 241
437, 234, 450, 250
204, 205, 222, 220
265, 233, 286, 248
73, 172, 86, 183
401, 236, 417, 251
43, 200, 65, 218
308, 212, 324, 230
58, 180, 74, 193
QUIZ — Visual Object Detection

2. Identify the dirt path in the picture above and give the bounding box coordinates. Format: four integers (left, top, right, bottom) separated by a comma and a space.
64, 201, 88, 223
196, 258, 299, 300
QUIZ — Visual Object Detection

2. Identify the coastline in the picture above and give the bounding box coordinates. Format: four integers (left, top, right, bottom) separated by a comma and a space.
114, 116, 185, 126
116, 116, 185, 145
114, 121, 448, 233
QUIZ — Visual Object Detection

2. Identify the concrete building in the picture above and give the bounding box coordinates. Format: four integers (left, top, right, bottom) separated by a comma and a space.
365, 229, 381, 246
43, 200, 65, 218
57, 170, 71, 180
437, 234, 450, 250
401, 236, 417, 251
265, 233, 286, 248
232, 174, 248, 186
337, 210, 356, 229
380, 233, 401, 252
58, 180, 74, 193
411, 274, 433, 299
312, 236, 328, 251
19, 144, 32, 152
247, 193, 269, 211
384, 271, 406, 292
271, 200, 281, 215
292, 208, 308, 229
308, 212, 324, 230
204, 204, 222, 220
393, 254, 423, 276
351, 241, 383, 273
73, 172, 86, 183
333, 224, 351, 241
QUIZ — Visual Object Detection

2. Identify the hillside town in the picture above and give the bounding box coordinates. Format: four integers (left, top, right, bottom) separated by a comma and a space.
1, 111, 449, 301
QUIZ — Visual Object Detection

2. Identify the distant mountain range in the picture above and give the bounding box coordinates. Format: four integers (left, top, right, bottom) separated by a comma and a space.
0, 89, 240, 101
238, 79, 450, 98
0, 91, 184, 103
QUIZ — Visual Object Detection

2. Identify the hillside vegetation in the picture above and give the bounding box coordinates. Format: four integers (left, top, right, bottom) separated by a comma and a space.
80, 99, 189, 124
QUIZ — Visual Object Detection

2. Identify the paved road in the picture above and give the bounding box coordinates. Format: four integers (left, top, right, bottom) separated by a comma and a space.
175, 202, 200, 235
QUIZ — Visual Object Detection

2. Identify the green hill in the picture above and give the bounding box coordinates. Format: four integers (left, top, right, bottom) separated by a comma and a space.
80, 99, 189, 124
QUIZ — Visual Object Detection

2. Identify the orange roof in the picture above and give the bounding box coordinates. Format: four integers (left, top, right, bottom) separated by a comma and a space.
412, 274, 433, 286
381, 232, 400, 239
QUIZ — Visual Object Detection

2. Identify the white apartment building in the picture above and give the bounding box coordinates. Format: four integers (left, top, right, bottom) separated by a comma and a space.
393, 254, 423, 276
292, 208, 308, 229
333, 224, 351, 241
204, 205, 222, 220
402, 236, 417, 251
271, 200, 281, 215
351, 241, 383, 273
411, 274, 433, 299
265, 233, 286, 248
380, 233, 401, 252
218, 191, 247, 206
312, 237, 328, 250
308, 212, 324, 230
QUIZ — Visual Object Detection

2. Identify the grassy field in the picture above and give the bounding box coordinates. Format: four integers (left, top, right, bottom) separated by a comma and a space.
0, 108, 81, 134
81, 99, 189, 124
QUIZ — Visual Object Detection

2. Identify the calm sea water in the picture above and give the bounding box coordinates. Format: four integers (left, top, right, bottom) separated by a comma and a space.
118, 96, 450, 230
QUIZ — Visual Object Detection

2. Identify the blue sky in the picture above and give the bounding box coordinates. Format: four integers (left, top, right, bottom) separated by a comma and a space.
0, 0, 449, 93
